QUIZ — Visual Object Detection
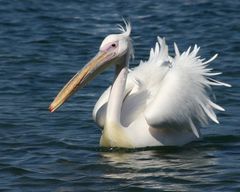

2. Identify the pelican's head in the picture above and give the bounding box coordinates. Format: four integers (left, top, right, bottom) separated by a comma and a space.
49, 22, 133, 112
99, 23, 133, 62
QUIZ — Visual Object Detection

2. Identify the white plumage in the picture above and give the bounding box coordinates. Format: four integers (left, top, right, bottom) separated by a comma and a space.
50, 22, 230, 148
93, 31, 230, 147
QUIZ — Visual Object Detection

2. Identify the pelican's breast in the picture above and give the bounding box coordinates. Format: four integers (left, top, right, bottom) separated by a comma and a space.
100, 121, 133, 148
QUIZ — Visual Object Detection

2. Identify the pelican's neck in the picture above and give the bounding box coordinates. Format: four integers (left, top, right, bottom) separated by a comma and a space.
100, 66, 131, 147
100, 51, 132, 147
109, 52, 130, 123
100, 52, 133, 147
107, 66, 128, 124
114, 52, 130, 78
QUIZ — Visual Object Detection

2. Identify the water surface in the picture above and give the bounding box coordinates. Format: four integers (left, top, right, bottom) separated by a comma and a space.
0, 0, 239, 191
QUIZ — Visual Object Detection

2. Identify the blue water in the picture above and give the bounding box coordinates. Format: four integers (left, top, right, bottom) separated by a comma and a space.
0, 0, 239, 191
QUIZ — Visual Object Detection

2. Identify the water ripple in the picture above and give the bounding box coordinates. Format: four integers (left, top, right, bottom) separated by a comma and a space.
0, 0, 239, 191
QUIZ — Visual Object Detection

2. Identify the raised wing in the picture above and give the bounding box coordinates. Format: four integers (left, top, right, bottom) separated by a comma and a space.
143, 38, 231, 137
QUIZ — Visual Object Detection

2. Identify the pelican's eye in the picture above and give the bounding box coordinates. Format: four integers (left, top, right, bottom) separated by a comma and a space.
101, 41, 118, 52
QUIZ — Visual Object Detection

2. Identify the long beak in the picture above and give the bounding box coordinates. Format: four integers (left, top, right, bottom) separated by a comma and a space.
49, 51, 115, 112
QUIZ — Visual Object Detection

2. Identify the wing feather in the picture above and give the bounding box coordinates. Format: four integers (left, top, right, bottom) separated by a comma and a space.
93, 36, 230, 136
143, 39, 230, 133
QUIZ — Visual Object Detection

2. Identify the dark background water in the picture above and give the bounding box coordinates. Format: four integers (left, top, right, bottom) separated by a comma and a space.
0, 0, 239, 191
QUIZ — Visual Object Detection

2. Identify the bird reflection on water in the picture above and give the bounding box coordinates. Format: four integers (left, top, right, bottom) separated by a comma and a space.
100, 144, 217, 191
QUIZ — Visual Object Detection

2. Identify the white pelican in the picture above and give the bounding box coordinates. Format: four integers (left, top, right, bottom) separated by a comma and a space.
49, 21, 230, 148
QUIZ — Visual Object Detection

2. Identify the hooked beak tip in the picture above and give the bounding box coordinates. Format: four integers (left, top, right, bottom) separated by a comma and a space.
49, 104, 55, 113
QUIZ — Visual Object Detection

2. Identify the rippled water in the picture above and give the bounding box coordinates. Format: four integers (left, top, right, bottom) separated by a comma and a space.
0, 0, 239, 191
